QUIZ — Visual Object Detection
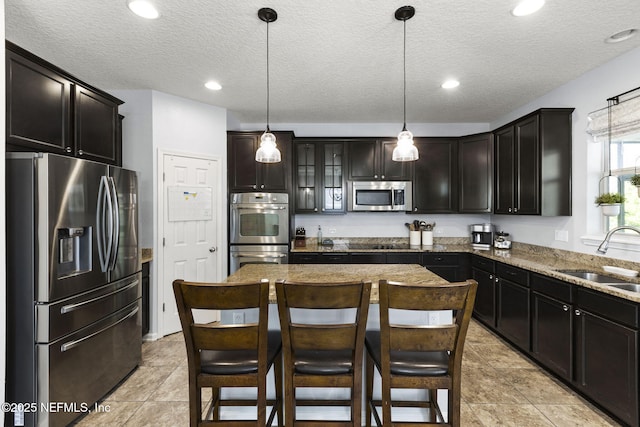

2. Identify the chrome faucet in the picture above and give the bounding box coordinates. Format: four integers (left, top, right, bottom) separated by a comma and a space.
597, 226, 640, 254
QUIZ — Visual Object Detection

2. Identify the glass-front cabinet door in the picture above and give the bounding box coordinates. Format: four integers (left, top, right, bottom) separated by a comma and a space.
294, 140, 345, 214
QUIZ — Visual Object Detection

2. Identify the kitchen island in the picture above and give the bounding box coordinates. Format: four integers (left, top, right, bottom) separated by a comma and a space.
225, 263, 448, 303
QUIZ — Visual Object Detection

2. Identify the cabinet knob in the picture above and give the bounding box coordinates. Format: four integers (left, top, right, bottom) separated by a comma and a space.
513, 208, 518, 213
78, 150, 84, 155
381, 175, 385, 179
314, 208, 318, 212
65, 147, 72, 153
414, 207, 418, 211
575, 310, 581, 316
252, 185, 257, 189
508, 207, 512, 213
260, 184, 265, 189
489, 275, 493, 279
374, 175, 378, 179
495, 277, 499, 283
322, 208, 325, 212
562, 305, 569, 311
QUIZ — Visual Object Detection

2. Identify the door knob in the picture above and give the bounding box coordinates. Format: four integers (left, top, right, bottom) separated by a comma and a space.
209, 247, 216, 253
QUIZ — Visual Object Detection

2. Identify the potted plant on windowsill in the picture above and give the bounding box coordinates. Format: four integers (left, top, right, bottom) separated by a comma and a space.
631, 174, 640, 196
595, 193, 626, 216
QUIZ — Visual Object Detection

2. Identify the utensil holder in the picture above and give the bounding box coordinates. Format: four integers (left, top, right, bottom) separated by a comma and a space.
421, 230, 433, 246
409, 231, 421, 246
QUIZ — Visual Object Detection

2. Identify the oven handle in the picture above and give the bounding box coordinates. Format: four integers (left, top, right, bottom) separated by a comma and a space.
233, 206, 287, 210
232, 253, 288, 258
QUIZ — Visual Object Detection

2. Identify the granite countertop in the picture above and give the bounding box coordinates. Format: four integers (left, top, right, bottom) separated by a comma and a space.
290, 238, 640, 303
225, 263, 447, 303
141, 248, 153, 264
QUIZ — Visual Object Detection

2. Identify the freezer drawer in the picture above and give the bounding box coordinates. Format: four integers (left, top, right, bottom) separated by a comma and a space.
36, 273, 141, 342
35, 301, 141, 427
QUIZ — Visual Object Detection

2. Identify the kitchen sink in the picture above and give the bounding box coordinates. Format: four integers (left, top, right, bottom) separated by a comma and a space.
606, 283, 640, 293
555, 270, 631, 284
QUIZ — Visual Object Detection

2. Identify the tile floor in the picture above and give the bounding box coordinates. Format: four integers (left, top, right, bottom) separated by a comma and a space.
75, 320, 621, 426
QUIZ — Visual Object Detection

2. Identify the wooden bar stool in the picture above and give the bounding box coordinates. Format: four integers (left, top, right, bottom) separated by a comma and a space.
275, 279, 372, 426
173, 279, 283, 427
365, 279, 477, 427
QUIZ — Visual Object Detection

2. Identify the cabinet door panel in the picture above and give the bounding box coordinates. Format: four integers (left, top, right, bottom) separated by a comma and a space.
531, 292, 572, 380
6, 50, 72, 153
348, 140, 378, 180
459, 133, 493, 213
380, 140, 412, 180
471, 267, 495, 327
74, 85, 119, 165
494, 126, 515, 214
515, 115, 540, 214
575, 310, 638, 426
413, 138, 457, 213
228, 135, 259, 191
497, 279, 530, 350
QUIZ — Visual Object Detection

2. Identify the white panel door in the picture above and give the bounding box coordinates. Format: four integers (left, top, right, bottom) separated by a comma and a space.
161, 153, 219, 335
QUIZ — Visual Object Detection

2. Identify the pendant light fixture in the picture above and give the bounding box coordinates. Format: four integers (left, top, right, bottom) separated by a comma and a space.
392, 5, 419, 162
255, 7, 281, 163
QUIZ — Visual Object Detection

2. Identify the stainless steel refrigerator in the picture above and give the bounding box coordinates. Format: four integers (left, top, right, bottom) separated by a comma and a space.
5, 153, 141, 427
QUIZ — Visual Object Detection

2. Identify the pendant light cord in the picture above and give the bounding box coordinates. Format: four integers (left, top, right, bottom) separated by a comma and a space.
402, 19, 407, 130
266, 19, 270, 131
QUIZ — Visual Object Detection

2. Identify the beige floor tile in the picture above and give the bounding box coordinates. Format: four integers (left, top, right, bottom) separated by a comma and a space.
123, 401, 189, 427
462, 367, 529, 404
468, 403, 555, 426
141, 339, 186, 367
147, 364, 212, 403
535, 404, 620, 427
470, 341, 536, 369
460, 401, 486, 426
497, 367, 583, 405
74, 401, 143, 426
107, 365, 174, 402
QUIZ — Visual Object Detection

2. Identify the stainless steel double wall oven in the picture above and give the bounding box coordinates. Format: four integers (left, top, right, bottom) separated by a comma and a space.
229, 192, 289, 274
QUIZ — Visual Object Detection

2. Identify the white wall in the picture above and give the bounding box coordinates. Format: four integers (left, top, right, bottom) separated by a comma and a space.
108, 90, 228, 338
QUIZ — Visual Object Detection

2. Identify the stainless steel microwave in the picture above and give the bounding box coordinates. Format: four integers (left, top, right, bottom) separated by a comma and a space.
348, 181, 413, 212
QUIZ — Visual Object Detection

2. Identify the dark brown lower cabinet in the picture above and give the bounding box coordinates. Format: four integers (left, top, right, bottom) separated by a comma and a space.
531, 291, 572, 380
496, 278, 530, 350
575, 310, 638, 426
471, 256, 496, 327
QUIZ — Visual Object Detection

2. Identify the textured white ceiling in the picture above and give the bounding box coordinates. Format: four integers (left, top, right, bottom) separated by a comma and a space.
6, 0, 640, 124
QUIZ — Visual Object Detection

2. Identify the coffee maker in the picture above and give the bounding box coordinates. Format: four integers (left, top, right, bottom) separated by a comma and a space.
470, 223, 495, 250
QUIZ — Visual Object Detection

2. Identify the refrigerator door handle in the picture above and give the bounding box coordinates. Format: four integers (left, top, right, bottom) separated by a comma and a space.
60, 305, 139, 352
107, 176, 120, 270
60, 280, 139, 314
96, 176, 109, 272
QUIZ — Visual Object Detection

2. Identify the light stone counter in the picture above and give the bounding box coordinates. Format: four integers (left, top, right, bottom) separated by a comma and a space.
225, 263, 448, 303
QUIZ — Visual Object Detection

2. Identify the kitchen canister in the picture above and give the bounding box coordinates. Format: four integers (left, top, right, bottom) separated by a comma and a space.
409, 231, 421, 246
422, 230, 433, 246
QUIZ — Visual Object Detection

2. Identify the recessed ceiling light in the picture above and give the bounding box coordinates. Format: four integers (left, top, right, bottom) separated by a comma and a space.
511, 0, 545, 17
442, 80, 460, 89
127, 0, 159, 19
205, 81, 222, 91
605, 29, 638, 43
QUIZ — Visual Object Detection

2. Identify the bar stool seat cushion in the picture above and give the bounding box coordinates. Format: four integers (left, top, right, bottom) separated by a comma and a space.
201, 330, 282, 375
294, 349, 353, 375
365, 331, 449, 377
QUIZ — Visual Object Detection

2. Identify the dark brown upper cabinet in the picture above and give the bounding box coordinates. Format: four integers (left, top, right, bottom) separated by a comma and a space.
347, 139, 412, 181
412, 137, 458, 213
458, 133, 493, 213
293, 139, 346, 214
494, 108, 574, 216
227, 131, 293, 193
6, 42, 123, 165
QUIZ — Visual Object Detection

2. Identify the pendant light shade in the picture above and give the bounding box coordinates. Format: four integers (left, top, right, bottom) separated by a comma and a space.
256, 7, 281, 163
392, 5, 419, 162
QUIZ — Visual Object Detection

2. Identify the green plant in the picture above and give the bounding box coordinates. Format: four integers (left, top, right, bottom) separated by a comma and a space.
631, 174, 640, 187
595, 192, 626, 205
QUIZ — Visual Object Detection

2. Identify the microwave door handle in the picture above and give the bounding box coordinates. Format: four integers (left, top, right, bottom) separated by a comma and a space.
107, 177, 120, 270
234, 206, 287, 210
96, 176, 109, 272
